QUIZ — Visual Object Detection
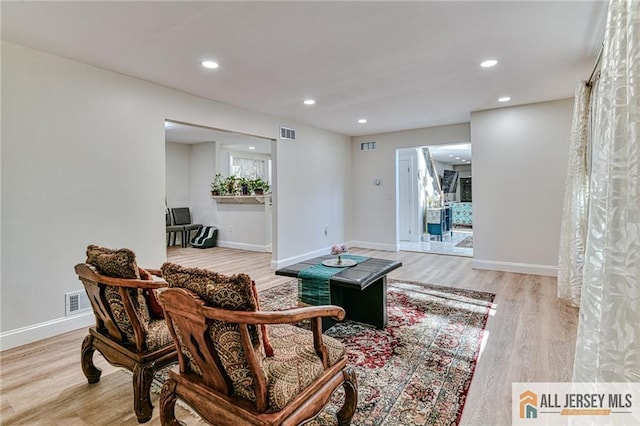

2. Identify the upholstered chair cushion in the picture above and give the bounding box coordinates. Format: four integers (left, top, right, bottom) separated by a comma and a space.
161, 262, 257, 310
86, 245, 141, 279
263, 324, 346, 412
85, 245, 151, 343
145, 319, 175, 352
161, 262, 264, 400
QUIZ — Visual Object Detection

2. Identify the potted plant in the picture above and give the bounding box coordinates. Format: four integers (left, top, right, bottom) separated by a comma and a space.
239, 177, 250, 195
225, 175, 241, 195
251, 178, 270, 195
210, 174, 225, 196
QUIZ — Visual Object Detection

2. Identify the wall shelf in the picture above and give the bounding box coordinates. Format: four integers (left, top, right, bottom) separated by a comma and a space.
211, 195, 266, 204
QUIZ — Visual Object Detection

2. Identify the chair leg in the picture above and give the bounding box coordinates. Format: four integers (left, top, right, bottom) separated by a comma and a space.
132, 362, 156, 423
81, 334, 102, 384
336, 366, 358, 426
160, 378, 182, 426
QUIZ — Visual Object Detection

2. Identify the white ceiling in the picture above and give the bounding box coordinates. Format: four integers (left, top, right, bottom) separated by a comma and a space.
429, 143, 472, 165
165, 121, 272, 154
1, 1, 607, 137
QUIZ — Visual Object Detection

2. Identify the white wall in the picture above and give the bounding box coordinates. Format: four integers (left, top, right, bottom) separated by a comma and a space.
471, 98, 573, 276
351, 124, 471, 250
432, 160, 448, 177
165, 142, 192, 209
275, 125, 352, 265
1, 42, 351, 349
189, 142, 217, 227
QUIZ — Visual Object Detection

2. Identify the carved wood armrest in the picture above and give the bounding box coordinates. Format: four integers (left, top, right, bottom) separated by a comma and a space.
75, 264, 168, 289
144, 268, 163, 277
201, 305, 346, 324
159, 288, 343, 369
203, 305, 344, 370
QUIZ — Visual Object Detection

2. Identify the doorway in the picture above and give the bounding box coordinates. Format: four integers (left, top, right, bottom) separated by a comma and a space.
397, 143, 473, 257
165, 120, 276, 255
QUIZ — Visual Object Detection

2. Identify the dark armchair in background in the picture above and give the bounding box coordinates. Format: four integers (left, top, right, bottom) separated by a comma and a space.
170, 207, 202, 248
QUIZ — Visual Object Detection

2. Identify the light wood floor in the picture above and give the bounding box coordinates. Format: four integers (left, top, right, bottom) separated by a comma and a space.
0, 247, 578, 425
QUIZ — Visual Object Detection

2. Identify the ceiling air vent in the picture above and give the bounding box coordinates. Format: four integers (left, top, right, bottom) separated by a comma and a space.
280, 127, 296, 140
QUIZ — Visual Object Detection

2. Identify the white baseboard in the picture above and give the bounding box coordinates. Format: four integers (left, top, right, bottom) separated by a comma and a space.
270, 241, 399, 270
217, 240, 270, 253
472, 259, 558, 277
0, 312, 93, 351
348, 240, 399, 252
271, 246, 337, 270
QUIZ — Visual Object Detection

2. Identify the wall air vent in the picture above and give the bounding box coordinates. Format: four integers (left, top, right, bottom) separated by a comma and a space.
65, 290, 91, 316
361, 141, 376, 151
280, 126, 296, 140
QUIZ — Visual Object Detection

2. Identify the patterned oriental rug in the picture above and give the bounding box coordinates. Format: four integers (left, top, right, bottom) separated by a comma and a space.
454, 236, 473, 249
150, 279, 494, 426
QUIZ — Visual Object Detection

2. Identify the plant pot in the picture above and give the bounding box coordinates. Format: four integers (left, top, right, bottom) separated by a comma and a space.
254, 188, 264, 195
211, 190, 220, 196
241, 184, 249, 195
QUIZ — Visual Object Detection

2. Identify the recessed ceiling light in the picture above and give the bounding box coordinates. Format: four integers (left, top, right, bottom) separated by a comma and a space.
249, 146, 256, 150
358, 119, 367, 124
201, 60, 219, 69
449, 154, 453, 157
481, 59, 498, 68
303, 99, 316, 105
498, 96, 511, 102
456, 157, 461, 160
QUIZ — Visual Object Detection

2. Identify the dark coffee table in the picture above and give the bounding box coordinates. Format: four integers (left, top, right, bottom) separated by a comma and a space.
275, 255, 402, 330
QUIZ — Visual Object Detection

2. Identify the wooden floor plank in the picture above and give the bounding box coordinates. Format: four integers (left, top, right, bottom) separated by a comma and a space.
0, 247, 578, 425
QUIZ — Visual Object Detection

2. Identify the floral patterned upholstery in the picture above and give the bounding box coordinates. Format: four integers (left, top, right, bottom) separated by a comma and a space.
86, 246, 154, 344
103, 285, 148, 343
86, 245, 141, 279
145, 319, 174, 352
264, 324, 345, 412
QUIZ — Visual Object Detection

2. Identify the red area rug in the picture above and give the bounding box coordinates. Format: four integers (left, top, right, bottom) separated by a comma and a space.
259, 278, 495, 426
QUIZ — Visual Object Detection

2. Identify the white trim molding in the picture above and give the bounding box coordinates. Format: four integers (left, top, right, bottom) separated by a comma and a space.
217, 240, 271, 253
472, 259, 558, 277
0, 312, 93, 351
349, 240, 399, 252
271, 246, 338, 270
269, 241, 399, 270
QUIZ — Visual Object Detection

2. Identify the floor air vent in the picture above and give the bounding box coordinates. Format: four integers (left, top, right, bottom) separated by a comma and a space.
65, 290, 91, 316
280, 126, 296, 140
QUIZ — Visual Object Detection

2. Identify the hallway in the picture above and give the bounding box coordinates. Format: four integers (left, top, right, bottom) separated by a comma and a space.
399, 228, 473, 257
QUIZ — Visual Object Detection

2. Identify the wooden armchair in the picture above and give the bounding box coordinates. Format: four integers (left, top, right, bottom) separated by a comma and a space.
75, 246, 178, 423
158, 263, 358, 426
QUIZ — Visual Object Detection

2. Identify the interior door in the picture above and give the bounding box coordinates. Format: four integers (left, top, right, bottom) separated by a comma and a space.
398, 159, 413, 241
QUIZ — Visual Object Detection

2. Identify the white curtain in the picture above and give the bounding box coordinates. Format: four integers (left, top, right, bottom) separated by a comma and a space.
572, 0, 640, 382
232, 157, 266, 180
557, 81, 592, 307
